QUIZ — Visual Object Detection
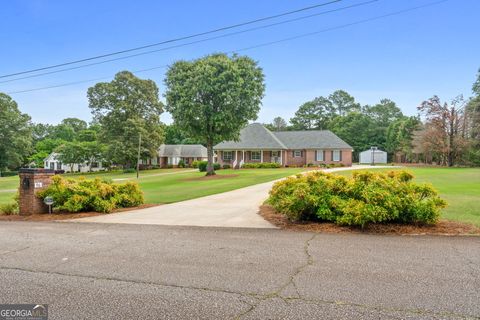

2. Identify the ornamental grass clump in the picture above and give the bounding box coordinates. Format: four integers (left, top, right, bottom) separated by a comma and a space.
37, 175, 144, 213
268, 170, 446, 228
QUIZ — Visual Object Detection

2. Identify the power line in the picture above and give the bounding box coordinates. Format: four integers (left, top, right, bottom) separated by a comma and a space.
6, 0, 449, 95
0, 0, 379, 84
0, 0, 342, 79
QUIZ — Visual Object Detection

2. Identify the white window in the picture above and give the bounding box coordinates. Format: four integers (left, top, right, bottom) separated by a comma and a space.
271, 151, 280, 157
316, 150, 324, 161
332, 150, 341, 162
168, 157, 180, 165
57, 162, 62, 170
293, 150, 302, 158
223, 151, 233, 161
251, 151, 261, 161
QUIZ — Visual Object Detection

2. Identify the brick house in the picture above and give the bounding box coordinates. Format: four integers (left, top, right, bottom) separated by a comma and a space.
141, 144, 208, 168
214, 123, 352, 168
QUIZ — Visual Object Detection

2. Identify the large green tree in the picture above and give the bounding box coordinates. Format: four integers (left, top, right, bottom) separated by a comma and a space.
61, 118, 88, 133
165, 53, 265, 175
473, 68, 480, 96
328, 112, 376, 160
328, 90, 361, 116
290, 97, 333, 130
164, 123, 204, 145
0, 93, 32, 172
385, 116, 420, 162
364, 99, 404, 149
87, 71, 164, 167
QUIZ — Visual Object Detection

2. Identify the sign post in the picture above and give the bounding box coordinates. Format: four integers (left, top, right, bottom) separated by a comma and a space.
44, 196, 54, 214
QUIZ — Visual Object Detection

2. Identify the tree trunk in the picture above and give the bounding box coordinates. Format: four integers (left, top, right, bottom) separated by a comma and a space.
206, 140, 215, 176
448, 108, 455, 167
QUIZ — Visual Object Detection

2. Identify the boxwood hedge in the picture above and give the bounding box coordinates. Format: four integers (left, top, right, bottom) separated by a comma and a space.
38, 175, 144, 213
268, 170, 446, 228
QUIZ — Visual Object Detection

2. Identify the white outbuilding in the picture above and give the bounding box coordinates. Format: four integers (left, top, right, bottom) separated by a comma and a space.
359, 148, 388, 164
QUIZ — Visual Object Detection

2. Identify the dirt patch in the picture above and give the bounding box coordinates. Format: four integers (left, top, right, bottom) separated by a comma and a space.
0, 204, 159, 222
259, 204, 480, 236
182, 174, 239, 181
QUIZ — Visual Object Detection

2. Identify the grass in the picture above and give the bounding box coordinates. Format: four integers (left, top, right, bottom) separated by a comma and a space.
334, 167, 480, 227
0, 168, 305, 206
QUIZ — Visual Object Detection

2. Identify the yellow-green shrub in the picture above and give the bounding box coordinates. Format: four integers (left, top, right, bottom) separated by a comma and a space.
37, 176, 144, 213
268, 170, 446, 227
0, 202, 18, 215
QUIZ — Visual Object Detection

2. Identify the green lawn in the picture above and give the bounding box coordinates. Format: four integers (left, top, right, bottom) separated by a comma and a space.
0, 168, 305, 206
334, 167, 480, 227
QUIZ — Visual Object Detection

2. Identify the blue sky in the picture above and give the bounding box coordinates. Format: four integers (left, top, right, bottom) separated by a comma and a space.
1, 0, 479, 125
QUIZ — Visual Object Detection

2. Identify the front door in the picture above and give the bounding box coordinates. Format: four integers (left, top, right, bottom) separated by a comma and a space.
271, 151, 281, 163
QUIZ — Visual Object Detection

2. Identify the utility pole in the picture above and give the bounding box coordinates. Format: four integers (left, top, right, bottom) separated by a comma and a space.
371, 146, 377, 166
136, 132, 142, 179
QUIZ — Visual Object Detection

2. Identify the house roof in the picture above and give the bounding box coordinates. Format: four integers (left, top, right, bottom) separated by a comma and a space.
158, 144, 207, 158
214, 123, 287, 150
273, 130, 352, 149
44, 152, 59, 162
214, 123, 352, 150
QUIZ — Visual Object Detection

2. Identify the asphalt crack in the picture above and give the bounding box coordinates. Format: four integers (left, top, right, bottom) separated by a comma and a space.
233, 233, 317, 319
0, 246, 30, 257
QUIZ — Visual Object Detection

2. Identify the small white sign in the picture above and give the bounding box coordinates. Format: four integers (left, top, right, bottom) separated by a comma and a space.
34, 182, 43, 189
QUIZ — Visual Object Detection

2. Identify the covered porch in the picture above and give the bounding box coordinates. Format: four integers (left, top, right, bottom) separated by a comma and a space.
217, 150, 285, 169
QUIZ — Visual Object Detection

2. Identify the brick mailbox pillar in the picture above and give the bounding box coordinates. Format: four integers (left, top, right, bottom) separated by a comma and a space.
18, 168, 55, 215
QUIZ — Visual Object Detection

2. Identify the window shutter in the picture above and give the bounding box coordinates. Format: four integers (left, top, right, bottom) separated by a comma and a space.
323, 150, 326, 162
292, 151, 295, 157
331, 150, 334, 161
315, 150, 317, 161
339, 150, 343, 161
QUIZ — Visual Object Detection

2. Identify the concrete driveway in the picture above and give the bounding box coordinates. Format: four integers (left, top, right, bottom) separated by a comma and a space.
0, 222, 478, 319
73, 165, 396, 228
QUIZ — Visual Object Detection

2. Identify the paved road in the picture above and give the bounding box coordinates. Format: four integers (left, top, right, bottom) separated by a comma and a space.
73, 165, 395, 228
0, 222, 479, 319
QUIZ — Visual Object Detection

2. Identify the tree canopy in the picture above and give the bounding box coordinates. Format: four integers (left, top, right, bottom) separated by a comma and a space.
0, 93, 32, 172
165, 53, 265, 175
87, 71, 164, 167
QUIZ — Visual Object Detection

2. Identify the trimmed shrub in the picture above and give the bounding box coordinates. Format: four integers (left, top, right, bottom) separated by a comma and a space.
37, 176, 144, 213
123, 168, 136, 173
178, 160, 186, 168
0, 202, 18, 215
198, 161, 208, 172
198, 161, 220, 172
242, 162, 281, 169
191, 160, 200, 168
0, 171, 19, 177
268, 170, 446, 228
223, 164, 231, 169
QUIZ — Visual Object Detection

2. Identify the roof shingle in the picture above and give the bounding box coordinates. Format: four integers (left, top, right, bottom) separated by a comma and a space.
158, 144, 207, 158
214, 123, 352, 150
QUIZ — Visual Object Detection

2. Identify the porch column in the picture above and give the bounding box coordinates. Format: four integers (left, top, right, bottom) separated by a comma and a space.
280, 150, 283, 166
260, 150, 263, 163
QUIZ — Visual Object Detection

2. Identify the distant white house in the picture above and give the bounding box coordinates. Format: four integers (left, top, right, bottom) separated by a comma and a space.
44, 152, 105, 173
359, 148, 388, 164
